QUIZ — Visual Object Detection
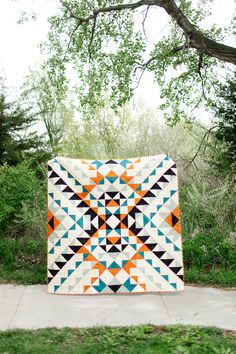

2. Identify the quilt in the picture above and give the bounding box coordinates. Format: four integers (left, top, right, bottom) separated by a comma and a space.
47, 155, 184, 294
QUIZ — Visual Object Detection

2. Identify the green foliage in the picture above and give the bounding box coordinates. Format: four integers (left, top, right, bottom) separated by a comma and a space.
211, 73, 236, 172
40, 0, 229, 121
0, 162, 46, 235
0, 85, 49, 166
0, 325, 235, 354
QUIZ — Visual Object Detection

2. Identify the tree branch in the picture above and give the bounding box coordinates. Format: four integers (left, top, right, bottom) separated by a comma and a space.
60, 0, 236, 65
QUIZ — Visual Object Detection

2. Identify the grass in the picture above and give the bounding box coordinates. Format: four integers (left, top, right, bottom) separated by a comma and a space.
0, 325, 235, 354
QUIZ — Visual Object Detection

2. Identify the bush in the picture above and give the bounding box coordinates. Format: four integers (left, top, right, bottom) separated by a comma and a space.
0, 161, 46, 238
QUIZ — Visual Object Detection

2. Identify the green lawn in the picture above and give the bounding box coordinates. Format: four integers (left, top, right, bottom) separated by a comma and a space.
0, 325, 235, 354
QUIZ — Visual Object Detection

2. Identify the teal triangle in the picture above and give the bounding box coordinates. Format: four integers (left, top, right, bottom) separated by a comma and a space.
170, 190, 177, 196
70, 223, 76, 230
90, 194, 96, 200
163, 197, 169, 203
170, 283, 177, 289
68, 269, 74, 276
99, 178, 105, 184
109, 262, 120, 269
166, 237, 172, 244
77, 217, 83, 228
55, 200, 61, 206
70, 214, 76, 221
121, 200, 128, 206
49, 247, 54, 254
158, 229, 164, 236
91, 245, 97, 251
75, 180, 81, 185
155, 267, 161, 273
54, 285, 60, 292
76, 261, 82, 268
130, 244, 137, 250
124, 279, 137, 292
94, 279, 106, 293
61, 277, 66, 284
98, 201, 103, 207
174, 245, 181, 251
62, 231, 68, 238
143, 214, 150, 226
162, 275, 169, 281
55, 239, 61, 246
143, 177, 149, 183
136, 185, 142, 191
146, 259, 152, 265
49, 193, 54, 199
60, 164, 66, 171
92, 160, 103, 168
157, 161, 163, 168
67, 172, 74, 178
62, 207, 68, 214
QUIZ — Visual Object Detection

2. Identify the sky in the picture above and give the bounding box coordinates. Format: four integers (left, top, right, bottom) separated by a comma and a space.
0, 0, 235, 123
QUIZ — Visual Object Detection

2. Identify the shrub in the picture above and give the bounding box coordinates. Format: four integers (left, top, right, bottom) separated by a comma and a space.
0, 161, 46, 238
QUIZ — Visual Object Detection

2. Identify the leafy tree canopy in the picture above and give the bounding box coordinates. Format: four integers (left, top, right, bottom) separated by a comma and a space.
42, 0, 236, 122
0, 82, 49, 165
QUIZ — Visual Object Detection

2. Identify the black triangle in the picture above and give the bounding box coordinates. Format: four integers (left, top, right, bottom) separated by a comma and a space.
153, 251, 165, 258
121, 215, 128, 227
138, 236, 149, 243
129, 206, 141, 218
49, 171, 59, 178
105, 160, 117, 164
49, 268, 60, 277
98, 216, 105, 228
108, 284, 121, 293
85, 208, 97, 220
63, 186, 74, 193
158, 175, 168, 183
55, 178, 66, 185
77, 201, 88, 208
171, 163, 176, 169
164, 168, 176, 176
171, 213, 179, 226
121, 244, 128, 250
55, 261, 66, 269
178, 274, 184, 281
143, 191, 156, 198
161, 258, 174, 267
100, 245, 107, 252
48, 165, 52, 171
70, 193, 80, 200
48, 217, 54, 229
119, 193, 126, 199
108, 245, 120, 253
107, 191, 118, 198
151, 183, 162, 190
69, 245, 81, 253
62, 253, 74, 261
77, 237, 90, 245
145, 243, 156, 251
48, 277, 53, 283
99, 193, 105, 200
170, 266, 182, 275
137, 198, 149, 205
85, 224, 98, 237
129, 222, 142, 236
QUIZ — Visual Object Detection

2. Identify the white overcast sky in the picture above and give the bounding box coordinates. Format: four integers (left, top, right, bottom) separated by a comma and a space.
0, 0, 235, 122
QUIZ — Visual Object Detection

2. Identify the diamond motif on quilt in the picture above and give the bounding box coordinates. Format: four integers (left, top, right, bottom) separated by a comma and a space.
47, 155, 184, 294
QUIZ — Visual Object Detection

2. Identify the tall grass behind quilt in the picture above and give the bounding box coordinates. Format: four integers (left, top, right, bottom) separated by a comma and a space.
47, 155, 184, 294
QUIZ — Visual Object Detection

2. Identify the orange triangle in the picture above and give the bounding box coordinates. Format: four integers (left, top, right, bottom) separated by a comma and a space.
93, 262, 106, 275
83, 184, 96, 192
139, 244, 150, 252
85, 253, 97, 261
120, 171, 132, 183
123, 260, 136, 273
108, 268, 120, 276
131, 252, 143, 260
47, 209, 54, 222
174, 221, 181, 234
140, 283, 146, 290
77, 246, 88, 254
47, 224, 53, 238
136, 190, 147, 197
91, 172, 104, 184
106, 200, 119, 207
89, 165, 96, 170
131, 275, 138, 283
107, 236, 120, 244
91, 277, 98, 284
128, 183, 140, 191
84, 285, 90, 292
106, 170, 118, 177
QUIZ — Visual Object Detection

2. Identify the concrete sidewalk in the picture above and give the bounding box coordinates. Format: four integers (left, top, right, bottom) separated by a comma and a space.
0, 285, 235, 331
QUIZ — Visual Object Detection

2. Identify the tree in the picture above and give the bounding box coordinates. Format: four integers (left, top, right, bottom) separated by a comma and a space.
0, 84, 49, 165
42, 0, 236, 122
212, 73, 236, 172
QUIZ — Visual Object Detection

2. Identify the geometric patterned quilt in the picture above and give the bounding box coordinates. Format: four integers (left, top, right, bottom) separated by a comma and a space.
47, 155, 184, 294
